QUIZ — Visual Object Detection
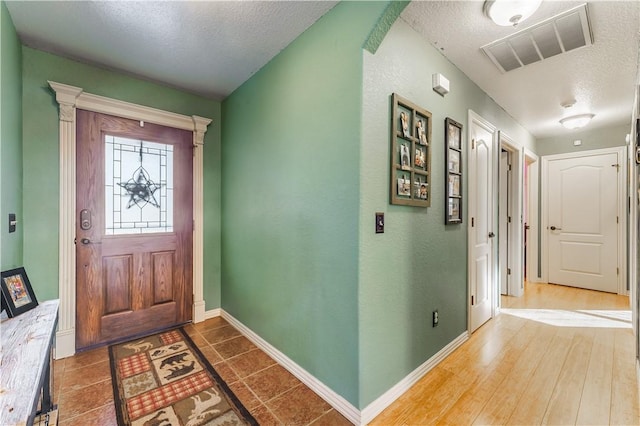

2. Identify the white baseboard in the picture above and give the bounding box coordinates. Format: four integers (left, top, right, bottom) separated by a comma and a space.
360, 331, 469, 424
204, 308, 221, 320
193, 300, 207, 323
216, 310, 469, 426
55, 327, 76, 359
221, 310, 362, 425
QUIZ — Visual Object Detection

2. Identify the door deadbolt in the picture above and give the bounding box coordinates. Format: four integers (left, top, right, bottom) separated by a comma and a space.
80, 209, 92, 230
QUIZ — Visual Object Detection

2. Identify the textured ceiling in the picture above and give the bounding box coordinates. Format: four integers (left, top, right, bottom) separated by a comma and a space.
401, 1, 640, 139
6, 1, 338, 100
6, 1, 639, 138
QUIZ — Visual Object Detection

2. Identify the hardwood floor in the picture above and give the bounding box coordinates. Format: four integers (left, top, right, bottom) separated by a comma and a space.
371, 282, 639, 425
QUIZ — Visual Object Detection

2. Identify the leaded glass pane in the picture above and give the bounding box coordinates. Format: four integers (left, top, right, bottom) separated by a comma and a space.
105, 135, 173, 235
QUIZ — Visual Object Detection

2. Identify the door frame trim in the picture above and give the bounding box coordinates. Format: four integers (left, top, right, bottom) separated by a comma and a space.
541, 146, 627, 294
49, 81, 212, 358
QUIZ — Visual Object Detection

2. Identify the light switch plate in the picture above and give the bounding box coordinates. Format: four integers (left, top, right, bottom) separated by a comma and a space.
8, 213, 16, 233
375, 212, 384, 234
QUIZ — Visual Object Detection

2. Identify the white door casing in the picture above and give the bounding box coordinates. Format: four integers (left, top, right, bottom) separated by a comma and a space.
468, 111, 497, 333
49, 81, 211, 358
499, 151, 510, 295
499, 134, 526, 297
543, 147, 626, 294
525, 148, 540, 284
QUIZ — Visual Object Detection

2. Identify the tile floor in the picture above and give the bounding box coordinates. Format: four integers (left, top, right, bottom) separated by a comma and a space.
53, 317, 352, 425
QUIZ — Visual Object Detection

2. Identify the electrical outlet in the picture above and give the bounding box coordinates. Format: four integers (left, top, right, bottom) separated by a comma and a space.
432, 310, 439, 327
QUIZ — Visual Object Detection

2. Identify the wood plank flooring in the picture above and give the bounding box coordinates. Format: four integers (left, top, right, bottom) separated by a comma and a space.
371, 282, 639, 425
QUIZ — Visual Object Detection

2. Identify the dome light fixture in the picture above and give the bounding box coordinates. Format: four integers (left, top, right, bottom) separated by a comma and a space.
560, 114, 595, 130
483, 0, 542, 27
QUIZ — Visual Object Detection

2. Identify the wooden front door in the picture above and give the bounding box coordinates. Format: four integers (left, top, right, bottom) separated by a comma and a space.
76, 110, 193, 350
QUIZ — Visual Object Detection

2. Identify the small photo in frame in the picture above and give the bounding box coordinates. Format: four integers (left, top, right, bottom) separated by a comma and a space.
400, 144, 411, 170
448, 149, 460, 173
449, 174, 460, 197
414, 181, 428, 200
415, 148, 426, 168
1, 267, 38, 318
399, 110, 411, 138
448, 198, 461, 222
416, 119, 427, 145
446, 118, 462, 150
397, 176, 411, 196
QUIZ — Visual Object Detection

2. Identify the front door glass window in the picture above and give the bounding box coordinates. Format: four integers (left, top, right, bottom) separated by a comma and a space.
105, 135, 173, 235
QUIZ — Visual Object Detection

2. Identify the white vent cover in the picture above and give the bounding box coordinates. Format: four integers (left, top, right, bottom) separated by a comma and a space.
481, 4, 593, 73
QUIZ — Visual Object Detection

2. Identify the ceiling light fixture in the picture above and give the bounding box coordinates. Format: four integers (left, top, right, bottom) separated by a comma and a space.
560, 114, 595, 130
483, 0, 542, 27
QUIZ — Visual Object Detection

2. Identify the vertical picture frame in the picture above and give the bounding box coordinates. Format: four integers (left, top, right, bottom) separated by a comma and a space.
390, 93, 432, 207
445, 117, 463, 224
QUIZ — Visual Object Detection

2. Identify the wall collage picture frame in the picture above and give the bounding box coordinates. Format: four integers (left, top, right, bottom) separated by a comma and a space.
390, 93, 432, 207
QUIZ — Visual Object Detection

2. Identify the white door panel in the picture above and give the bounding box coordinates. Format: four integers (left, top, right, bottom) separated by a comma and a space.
469, 114, 496, 332
547, 152, 618, 293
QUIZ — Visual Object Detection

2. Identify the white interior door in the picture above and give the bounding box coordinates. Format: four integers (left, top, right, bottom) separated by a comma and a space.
546, 151, 620, 293
469, 113, 497, 332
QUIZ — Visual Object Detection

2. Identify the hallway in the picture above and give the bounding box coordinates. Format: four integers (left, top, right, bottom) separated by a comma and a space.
371, 282, 638, 425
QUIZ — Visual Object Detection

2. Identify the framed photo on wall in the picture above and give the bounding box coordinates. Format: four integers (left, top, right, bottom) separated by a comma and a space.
1, 267, 38, 317
390, 93, 432, 207
445, 117, 463, 224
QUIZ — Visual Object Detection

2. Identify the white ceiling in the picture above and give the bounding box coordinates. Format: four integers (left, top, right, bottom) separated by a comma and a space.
401, 1, 640, 139
6, 1, 338, 100
6, 1, 640, 139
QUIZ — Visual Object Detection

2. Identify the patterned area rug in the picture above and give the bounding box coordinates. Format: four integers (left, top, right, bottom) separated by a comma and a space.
109, 328, 258, 426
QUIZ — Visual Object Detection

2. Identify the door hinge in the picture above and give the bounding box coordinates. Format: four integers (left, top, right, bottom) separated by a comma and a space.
471, 295, 475, 305
507, 268, 511, 275
472, 139, 475, 149
508, 164, 512, 171
508, 216, 512, 223
616, 216, 619, 224
472, 217, 475, 227
617, 267, 619, 275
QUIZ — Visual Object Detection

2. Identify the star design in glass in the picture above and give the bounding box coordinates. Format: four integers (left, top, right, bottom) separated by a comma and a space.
118, 167, 162, 209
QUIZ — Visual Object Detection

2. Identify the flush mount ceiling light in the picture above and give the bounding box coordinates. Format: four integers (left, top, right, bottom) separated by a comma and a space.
484, 0, 543, 27
560, 114, 595, 130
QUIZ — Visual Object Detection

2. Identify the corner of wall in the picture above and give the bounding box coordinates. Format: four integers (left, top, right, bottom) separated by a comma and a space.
363, 1, 410, 54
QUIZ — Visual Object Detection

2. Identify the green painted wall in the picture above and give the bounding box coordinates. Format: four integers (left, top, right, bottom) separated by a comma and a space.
0, 1, 23, 270
536, 123, 630, 156
221, 1, 390, 407
21, 47, 222, 306
359, 19, 536, 406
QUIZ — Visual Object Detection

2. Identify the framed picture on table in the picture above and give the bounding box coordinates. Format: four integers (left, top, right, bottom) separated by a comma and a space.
1, 267, 38, 318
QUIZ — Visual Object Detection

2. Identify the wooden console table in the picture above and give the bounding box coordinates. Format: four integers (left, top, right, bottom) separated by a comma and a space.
1, 299, 59, 426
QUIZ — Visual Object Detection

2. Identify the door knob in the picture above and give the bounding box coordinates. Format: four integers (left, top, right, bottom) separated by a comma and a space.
81, 238, 91, 244
488, 232, 495, 238
550, 226, 562, 231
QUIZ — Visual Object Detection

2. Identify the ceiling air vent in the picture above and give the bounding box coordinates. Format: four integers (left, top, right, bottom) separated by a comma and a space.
481, 4, 593, 73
